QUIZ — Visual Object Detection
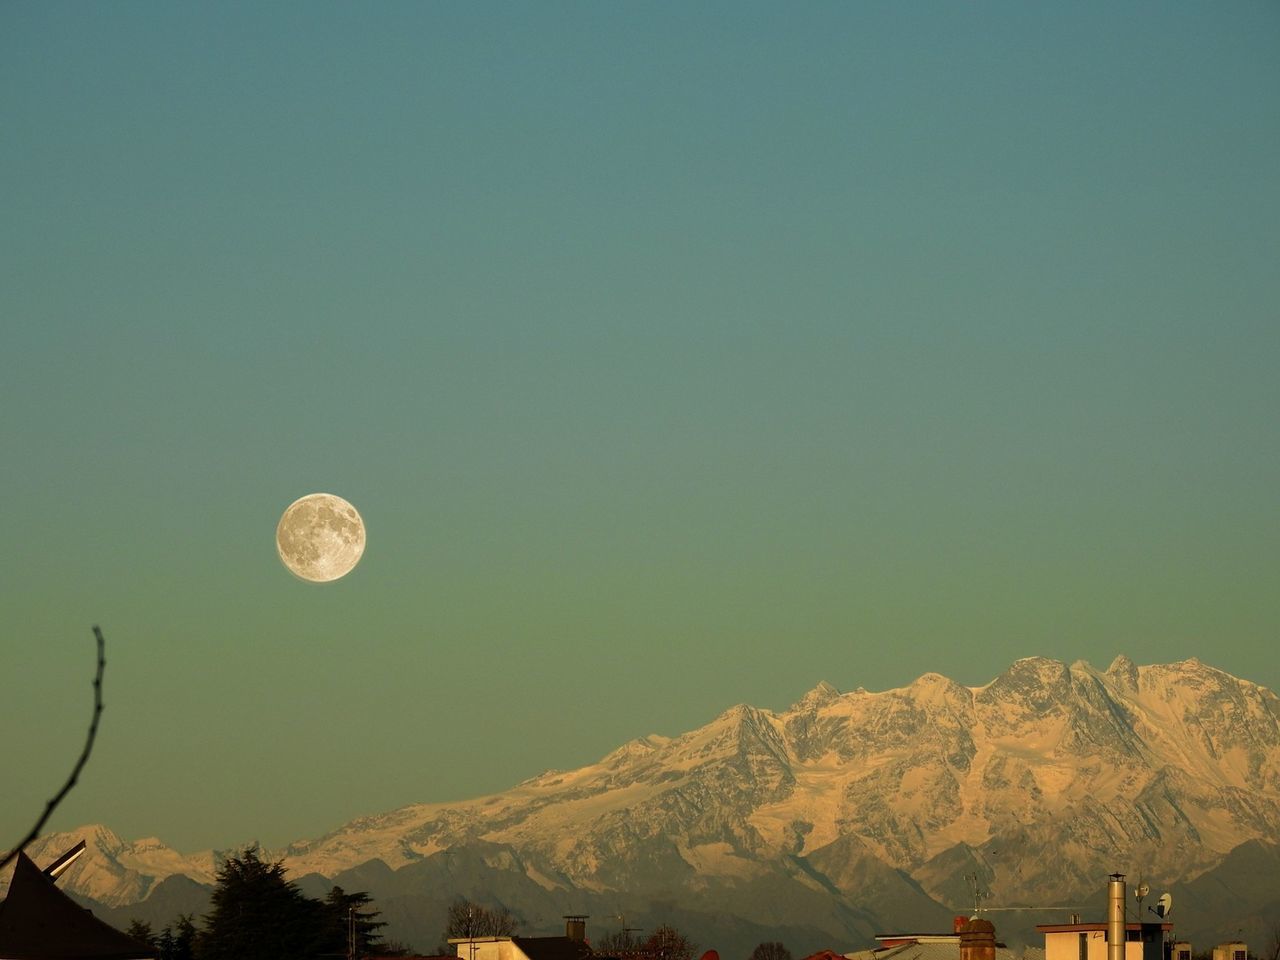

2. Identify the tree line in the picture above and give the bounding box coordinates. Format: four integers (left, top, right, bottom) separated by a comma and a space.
127, 847, 394, 960
128, 850, 538, 960
593, 924, 697, 960
127, 846, 798, 960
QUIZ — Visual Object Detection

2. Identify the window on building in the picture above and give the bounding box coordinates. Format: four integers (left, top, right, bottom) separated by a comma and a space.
1080, 933, 1088, 960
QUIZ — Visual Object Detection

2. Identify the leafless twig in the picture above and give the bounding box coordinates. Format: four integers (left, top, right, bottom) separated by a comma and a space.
0, 626, 106, 873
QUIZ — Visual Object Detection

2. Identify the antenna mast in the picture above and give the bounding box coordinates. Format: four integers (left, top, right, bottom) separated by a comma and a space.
965, 873, 988, 916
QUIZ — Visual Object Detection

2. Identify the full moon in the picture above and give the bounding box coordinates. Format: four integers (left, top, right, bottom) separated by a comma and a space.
275, 493, 366, 583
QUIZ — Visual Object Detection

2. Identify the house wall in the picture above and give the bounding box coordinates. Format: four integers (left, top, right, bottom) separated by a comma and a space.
1045, 931, 1151, 960
453, 939, 521, 960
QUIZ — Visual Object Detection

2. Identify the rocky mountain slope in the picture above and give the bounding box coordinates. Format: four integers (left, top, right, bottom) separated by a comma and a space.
9, 656, 1280, 953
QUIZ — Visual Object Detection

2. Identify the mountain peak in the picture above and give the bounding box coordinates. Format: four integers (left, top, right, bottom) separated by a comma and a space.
909, 671, 951, 686
988, 656, 1071, 691
24, 653, 1279, 950
1145, 656, 1242, 687
712, 702, 783, 736
1011, 655, 1067, 670
1106, 654, 1139, 690
791, 680, 841, 711
599, 733, 671, 770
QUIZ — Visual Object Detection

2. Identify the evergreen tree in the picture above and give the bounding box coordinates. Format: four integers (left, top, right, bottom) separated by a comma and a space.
323, 885, 387, 958
156, 927, 176, 960
196, 847, 326, 960
169, 914, 197, 960
127, 920, 157, 948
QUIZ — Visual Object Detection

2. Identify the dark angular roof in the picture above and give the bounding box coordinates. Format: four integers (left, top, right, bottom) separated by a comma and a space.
0, 852, 157, 960
512, 936, 594, 960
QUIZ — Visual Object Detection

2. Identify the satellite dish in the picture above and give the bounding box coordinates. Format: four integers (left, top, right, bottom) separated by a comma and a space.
1136, 882, 1150, 901
1155, 893, 1172, 918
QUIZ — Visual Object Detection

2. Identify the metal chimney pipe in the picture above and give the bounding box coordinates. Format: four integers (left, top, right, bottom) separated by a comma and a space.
1108, 874, 1126, 960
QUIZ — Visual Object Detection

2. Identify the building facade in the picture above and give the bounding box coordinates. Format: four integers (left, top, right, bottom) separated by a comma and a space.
1037, 923, 1172, 960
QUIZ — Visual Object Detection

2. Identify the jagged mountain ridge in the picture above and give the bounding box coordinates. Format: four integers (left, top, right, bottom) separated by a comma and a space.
11, 656, 1280, 945
268, 655, 1279, 901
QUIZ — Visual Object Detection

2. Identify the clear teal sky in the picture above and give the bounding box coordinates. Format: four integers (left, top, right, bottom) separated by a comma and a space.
2, 1, 1277, 853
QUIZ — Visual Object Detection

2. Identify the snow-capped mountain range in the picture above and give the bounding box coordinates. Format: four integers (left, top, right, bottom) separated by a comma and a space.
9, 656, 1280, 953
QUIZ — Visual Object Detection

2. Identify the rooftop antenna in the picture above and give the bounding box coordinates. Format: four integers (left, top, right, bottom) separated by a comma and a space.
608, 914, 642, 950
1135, 878, 1150, 918
964, 873, 989, 917
1152, 893, 1172, 919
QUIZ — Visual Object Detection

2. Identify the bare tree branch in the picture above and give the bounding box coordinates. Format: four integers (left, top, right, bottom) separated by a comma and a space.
0, 626, 106, 873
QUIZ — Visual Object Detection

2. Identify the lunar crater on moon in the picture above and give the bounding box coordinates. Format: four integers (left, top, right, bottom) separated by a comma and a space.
276, 492, 366, 582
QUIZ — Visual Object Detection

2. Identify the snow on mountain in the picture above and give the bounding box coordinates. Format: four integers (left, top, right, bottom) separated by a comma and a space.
282, 654, 1280, 906
13, 656, 1280, 919
2, 824, 217, 907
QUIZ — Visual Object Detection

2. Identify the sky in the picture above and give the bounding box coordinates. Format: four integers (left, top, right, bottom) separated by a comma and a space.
1, 1, 1277, 855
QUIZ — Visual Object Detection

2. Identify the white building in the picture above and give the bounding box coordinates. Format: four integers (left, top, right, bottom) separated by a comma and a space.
1036, 923, 1172, 960
451, 919, 593, 960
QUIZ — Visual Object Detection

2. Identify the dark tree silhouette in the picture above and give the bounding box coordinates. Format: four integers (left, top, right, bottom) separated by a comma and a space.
324, 885, 387, 958
127, 920, 157, 948
164, 914, 197, 960
1, 627, 106, 872
197, 847, 326, 960
750, 943, 792, 960
156, 927, 176, 960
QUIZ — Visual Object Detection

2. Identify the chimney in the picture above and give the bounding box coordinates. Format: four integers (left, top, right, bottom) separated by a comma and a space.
960, 918, 996, 960
1108, 874, 1126, 960
564, 916, 588, 942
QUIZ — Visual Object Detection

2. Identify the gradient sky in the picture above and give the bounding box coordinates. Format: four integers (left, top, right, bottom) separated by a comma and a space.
2, 1, 1277, 854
